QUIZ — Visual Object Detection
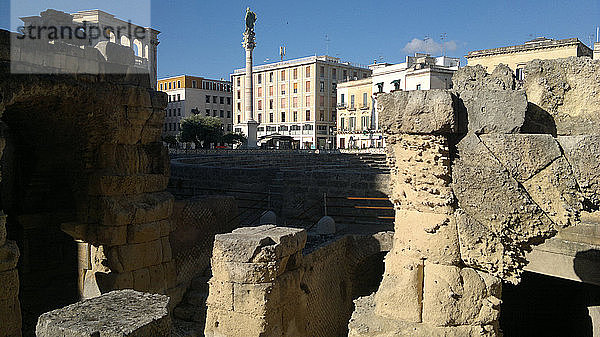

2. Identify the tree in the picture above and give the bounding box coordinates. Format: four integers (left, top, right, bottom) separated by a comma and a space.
222, 133, 247, 146
162, 135, 178, 148
179, 115, 223, 148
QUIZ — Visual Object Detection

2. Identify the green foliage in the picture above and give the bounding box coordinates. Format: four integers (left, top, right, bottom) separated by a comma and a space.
162, 134, 178, 146
222, 132, 247, 145
179, 115, 223, 148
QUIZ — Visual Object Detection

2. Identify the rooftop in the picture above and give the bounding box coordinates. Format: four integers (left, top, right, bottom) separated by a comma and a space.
467, 37, 591, 58
233, 55, 370, 75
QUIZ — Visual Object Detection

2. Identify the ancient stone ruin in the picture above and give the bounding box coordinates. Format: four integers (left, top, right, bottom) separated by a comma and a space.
2, 22, 600, 336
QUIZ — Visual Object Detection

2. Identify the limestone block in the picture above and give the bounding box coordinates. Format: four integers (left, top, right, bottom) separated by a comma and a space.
0, 269, 18, 299
93, 270, 134, 294
233, 282, 279, 316
211, 259, 286, 284
374, 253, 423, 322
95, 143, 166, 176
479, 134, 562, 182
36, 290, 170, 337
133, 268, 151, 292
206, 279, 234, 311
94, 224, 127, 246
0, 240, 19, 272
0, 296, 22, 336
214, 225, 306, 263
394, 210, 461, 265
107, 239, 163, 272
457, 89, 527, 134
558, 135, 600, 207
453, 134, 559, 282
522, 157, 582, 227
162, 261, 177, 289
161, 236, 172, 262
127, 220, 163, 244
378, 90, 456, 135
88, 174, 169, 196
281, 299, 307, 337
524, 57, 600, 136
422, 263, 497, 326
204, 307, 280, 337
87, 191, 173, 226
452, 64, 515, 92
147, 264, 166, 293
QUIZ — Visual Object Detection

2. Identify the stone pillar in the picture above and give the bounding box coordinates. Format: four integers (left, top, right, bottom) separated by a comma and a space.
239, 18, 258, 148
36, 289, 171, 336
204, 225, 307, 337
349, 90, 501, 336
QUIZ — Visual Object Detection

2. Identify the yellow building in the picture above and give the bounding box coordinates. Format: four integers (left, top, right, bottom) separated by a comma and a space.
466, 37, 592, 79
336, 78, 380, 149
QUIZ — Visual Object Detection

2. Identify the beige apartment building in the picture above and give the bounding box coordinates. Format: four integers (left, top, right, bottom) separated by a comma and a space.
466, 37, 592, 80
158, 75, 233, 140
232, 55, 371, 149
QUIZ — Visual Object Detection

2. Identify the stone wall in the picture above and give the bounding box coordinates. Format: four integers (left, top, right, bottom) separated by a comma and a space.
349, 58, 600, 336
204, 225, 392, 337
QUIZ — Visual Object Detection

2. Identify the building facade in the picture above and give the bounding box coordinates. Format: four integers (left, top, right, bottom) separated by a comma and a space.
232, 55, 371, 149
336, 54, 460, 149
158, 75, 233, 139
466, 37, 593, 79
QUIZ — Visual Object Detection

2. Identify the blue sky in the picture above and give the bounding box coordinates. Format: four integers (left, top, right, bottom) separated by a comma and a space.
1, 0, 599, 80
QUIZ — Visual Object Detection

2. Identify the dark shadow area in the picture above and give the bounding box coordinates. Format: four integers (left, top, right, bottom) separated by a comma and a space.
500, 271, 600, 337
522, 102, 557, 136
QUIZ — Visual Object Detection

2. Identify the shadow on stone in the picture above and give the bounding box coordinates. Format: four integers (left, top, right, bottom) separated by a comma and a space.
523, 102, 557, 136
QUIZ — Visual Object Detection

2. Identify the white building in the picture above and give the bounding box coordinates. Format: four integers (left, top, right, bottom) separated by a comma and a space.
158, 75, 233, 140
232, 55, 371, 149
336, 53, 460, 149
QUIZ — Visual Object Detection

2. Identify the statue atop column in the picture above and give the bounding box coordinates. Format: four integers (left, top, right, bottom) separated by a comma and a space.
243, 8, 257, 49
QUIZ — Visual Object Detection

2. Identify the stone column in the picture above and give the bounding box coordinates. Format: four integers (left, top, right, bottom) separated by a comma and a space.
349, 90, 501, 336
239, 25, 258, 148
204, 225, 307, 337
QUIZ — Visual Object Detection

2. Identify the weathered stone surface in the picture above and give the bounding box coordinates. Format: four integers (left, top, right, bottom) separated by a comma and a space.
88, 174, 169, 196
211, 259, 286, 284
378, 90, 456, 135
422, 263, 500, 326
374, 253, 423, 323
524, 57, 600, 136
479, 134, 562, 182
86, 191, 173, 226
453, 134, 560, 282
0, 269, 18, 300
452, 64, 515, 92
0, 296, 22, 336
107, 239, 163, 272
36, 290, 171, 337
0, 240, 19, 272
457, 89, 528, 134
127, 220, 164, 244
393, 210, 460, 265
558, 135, 600, 207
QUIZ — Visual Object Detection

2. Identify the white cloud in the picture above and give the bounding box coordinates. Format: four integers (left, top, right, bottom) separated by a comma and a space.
403, 38, 458, 55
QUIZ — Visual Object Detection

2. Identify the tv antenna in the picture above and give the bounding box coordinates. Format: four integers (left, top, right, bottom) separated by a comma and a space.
440, 33, 447, 56
325, 34, 331, 55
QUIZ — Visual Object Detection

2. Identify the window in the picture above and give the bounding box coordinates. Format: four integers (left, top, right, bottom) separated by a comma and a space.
177, 80, 181, 88
281, 84, 286, 95
206, 95, 211, 103
160, 83, 163, 90
177, 94, 181, 101
280, 70, 286, 80
320, 81, 325, 92
269, 113, 274, 123
168, 109, 171, 117
220, 110, 224, 117
269, 72, 273, 82
257, 74, 262, 84
227, 124, 231, 131
343, 70, 347, 79
516, 68, 524, 81
416, 84, 422, 90
237, 90, 241, 99
332, 68, 337, 79
340, 117, 345, 130
257, 87, 263, 97
213, 96, 218, 103
319, 111, 324, 121
269, 86, 273, 96
205, 109, 210, 116
305, 110, 311, 121
192, 80, 197, 88
363, 93, 368, 107
258, 114, 262, 123
279, 125, 288, 132
280, 98, 286, 108
237, 77, 241, 86
220, 97, 224, 104
293, 83, 298, 94
164, 123, 167, 131
178, 108, 181, 116
227, 97, 231, 105
293, 97, 298, 108
319, 96, 325, 107
362, 116, 369, 129
213, 110, 217, 117
293, 68, 298, 80
341, 94, 345, 104
168, 82, 172, 90
269, 99, 274, 110
305, 96, 311, 106
331, 82, 337, 94
349, 116, 356, 130
237, 102, 241, 112
237, 115, 241, 123
305, 81, 311, 92
320, 66, 325, 78
281, 112, 286, 122
350, 95, 355, 109
227, 111, 231, 118
258, 100, 263, 110
257, 126, 264, 132
293, 111, 298, 122
353, 71, 357, 78
306, 66, 311, 77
